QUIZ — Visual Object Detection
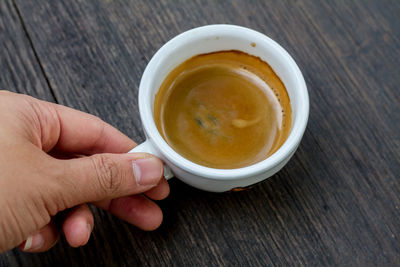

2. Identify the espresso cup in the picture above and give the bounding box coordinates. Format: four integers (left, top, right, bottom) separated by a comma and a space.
129, 24, 309, 192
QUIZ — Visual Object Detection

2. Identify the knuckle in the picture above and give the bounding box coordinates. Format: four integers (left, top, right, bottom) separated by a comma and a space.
90, 154, 121, 195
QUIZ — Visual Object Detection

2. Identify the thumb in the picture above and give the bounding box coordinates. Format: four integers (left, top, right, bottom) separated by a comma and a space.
58, 152, 164, 207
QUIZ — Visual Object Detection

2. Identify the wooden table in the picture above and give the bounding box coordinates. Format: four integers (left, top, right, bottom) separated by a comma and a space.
1, 0, 399, 266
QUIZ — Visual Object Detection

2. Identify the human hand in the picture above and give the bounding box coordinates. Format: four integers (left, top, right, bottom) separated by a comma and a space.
0, 91, 169, 253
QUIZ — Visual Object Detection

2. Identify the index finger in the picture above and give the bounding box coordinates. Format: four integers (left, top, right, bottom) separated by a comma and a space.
50, 102, 136, 154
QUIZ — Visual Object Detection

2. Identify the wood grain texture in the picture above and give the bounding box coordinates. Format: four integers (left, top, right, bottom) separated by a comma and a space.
0, 0, 54, 101
1, 0, 400, 266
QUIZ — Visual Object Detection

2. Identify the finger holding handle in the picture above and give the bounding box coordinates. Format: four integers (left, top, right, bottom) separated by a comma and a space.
129, 140, 174, 180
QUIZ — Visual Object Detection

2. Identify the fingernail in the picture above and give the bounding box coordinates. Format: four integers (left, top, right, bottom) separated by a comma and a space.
133, 157, 163, 186
23, 233, 44, 251
87, 224, 92, 242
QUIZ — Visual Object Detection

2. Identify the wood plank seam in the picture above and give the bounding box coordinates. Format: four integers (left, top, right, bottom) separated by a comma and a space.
11, 0, 59, 103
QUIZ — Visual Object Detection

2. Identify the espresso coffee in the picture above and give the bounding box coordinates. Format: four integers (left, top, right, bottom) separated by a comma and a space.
154, 50, 291, 169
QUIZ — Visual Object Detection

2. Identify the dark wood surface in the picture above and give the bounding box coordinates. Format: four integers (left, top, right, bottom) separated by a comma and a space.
1, 0, 399, 266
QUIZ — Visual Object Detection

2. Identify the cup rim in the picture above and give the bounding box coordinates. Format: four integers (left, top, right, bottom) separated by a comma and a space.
138, 24, 309, 180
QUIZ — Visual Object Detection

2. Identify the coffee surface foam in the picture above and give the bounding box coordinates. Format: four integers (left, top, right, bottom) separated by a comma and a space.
154, 51, 291, 169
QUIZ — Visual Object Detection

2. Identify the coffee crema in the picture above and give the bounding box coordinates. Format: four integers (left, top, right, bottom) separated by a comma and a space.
154, 50, 291, 169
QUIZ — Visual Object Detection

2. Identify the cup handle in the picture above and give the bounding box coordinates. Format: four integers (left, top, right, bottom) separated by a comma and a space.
128, 140, 174, 180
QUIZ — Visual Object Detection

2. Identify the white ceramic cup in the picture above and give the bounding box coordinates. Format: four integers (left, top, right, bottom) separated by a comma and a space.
129, 24, 309, 192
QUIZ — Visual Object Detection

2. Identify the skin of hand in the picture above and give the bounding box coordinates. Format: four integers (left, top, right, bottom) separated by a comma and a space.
0, 91, 170, 253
